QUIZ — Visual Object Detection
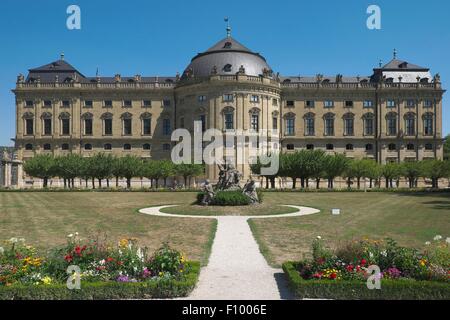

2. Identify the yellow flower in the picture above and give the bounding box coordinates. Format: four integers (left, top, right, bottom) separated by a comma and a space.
419, 259, 427, 267
42, 276, 52, 285
159, 272, 164, 276
119, 239, 129, 248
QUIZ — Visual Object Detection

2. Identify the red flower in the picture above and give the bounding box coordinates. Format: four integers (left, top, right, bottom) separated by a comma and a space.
360, 259, 367, 266
116, 261, 123, 266
64, 254, 73, 262
106, 257, 114, 263
312, 272, 322, 279
317, 257, 325, 265
346, 264, 354, 272
330, 273, 337, 279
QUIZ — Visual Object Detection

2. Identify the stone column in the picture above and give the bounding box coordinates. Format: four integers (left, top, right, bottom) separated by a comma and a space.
4, 162, 11, 187
16, 162, 24, 188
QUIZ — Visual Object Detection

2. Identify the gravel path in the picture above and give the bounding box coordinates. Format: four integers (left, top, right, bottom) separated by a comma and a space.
139, 205, 319, 300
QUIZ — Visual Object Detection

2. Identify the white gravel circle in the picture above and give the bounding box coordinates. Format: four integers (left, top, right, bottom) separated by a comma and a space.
139, 205, 320, 300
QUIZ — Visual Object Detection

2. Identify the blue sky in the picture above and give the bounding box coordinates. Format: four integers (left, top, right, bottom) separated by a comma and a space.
0, 0, 449, 146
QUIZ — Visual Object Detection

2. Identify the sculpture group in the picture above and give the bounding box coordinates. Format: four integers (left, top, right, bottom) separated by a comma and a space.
201, 164, 259, 205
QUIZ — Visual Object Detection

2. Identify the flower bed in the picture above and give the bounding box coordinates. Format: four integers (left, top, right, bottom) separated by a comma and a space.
0, 235, 199, 299
282, 236, 450, 300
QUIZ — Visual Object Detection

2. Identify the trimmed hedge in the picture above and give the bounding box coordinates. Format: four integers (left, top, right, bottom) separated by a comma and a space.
283, 262, 450, 300
0, 262, 200, 300
197, 190, 253, 206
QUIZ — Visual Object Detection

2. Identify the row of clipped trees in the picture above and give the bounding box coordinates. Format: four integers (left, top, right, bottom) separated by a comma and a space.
250, 150, 450, 190
23, 154, 204, 189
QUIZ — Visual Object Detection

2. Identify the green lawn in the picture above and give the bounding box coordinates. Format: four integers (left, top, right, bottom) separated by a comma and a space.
248, 192, 450, 267
0, 192, 216, 265
1, 191, 449, 269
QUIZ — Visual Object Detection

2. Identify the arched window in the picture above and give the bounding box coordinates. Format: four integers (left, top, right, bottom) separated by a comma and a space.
223, 106, 234, 130
346, 144, 354, 151
404, 112, 416, 136
363, 113, 374, 136
23, 112, 34, 135
104, 143, 112, 150
304, 112, 315, 136
123, 144, 131, 150
59, 112, 71, 135
84, 144, 92, 151
101, 112, 113, 135
61, 143, 69, 151
140, 112, 152, 135
406, 143, 415, 151
82, 112, 93, 135
25, 143, 33, 151
121, 112, 133, 135
43, 143, 51, 151
41, 112, 52, 136
388, 143, 397, 151
386, 112, 397, 136
223, 64, 232, 72
143, 143, 151, 150
343, 113, 355, 136
284, 112, 295, 136
423, 113, 434, 135
323, 113, 335, 136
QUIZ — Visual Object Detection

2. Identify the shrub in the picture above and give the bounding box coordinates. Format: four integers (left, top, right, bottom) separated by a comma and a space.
211, 190, 251, 206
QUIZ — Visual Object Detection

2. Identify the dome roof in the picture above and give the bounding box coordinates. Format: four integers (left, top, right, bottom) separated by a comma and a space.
182, 37, 272, 78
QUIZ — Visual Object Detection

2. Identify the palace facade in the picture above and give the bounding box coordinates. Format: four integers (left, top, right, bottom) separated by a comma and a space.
12, 32, 445, 185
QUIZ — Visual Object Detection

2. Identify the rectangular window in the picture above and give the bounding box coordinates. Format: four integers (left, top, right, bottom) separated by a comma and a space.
198, 95, 206, 102
305, 100, 315, 108
25, 119, 34, 135
163, 119, 171, 135
104, 100, 112, 107
25, 100, 34, 107
344, 118, 354, 135
423, 100, 433, 108
363, 100, 373, 108
104, 119, 112, 135
223, 94, 233, 102
387, 118, 397, 136
84, 119, 93, 135
387, 100, 396, 107
123, 119, 132, 135
225, 113, 234, 130
285, 118, 295, 135
43, 119, 52, 135
272, 117, 278, 130
143, 118, 151, 135
251, 114, 259, 131
324, 100, 334, 108
364, 118, 374, 135
123, 100, 132, 107
61, 119, 70, 135
163, 99, 171, 107
143, 100, 151, 107
272, 99, 278, 106
345, 100, 353, 107
43, 100, 52, 107
250, 95, 259, 103
325, 118, 334, 136
62, 100, 70, 107
286, 100, 294, 107
406, 99, 415, 107
305, 118, 314, 136
84, 100, 93, 108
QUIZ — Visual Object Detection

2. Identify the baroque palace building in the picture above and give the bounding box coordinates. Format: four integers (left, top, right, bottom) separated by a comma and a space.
12, 29, 445, 186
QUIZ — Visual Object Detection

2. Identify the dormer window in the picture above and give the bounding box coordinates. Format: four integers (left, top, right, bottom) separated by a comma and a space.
223, 64, 232, 72
399, 62, 408, 69
223, 42, 232, 49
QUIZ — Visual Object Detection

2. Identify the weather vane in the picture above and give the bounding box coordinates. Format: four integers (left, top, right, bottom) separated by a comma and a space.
224, 17, 231, 38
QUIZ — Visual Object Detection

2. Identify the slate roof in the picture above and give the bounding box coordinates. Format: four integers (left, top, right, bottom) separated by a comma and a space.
375, 58, 429, 71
